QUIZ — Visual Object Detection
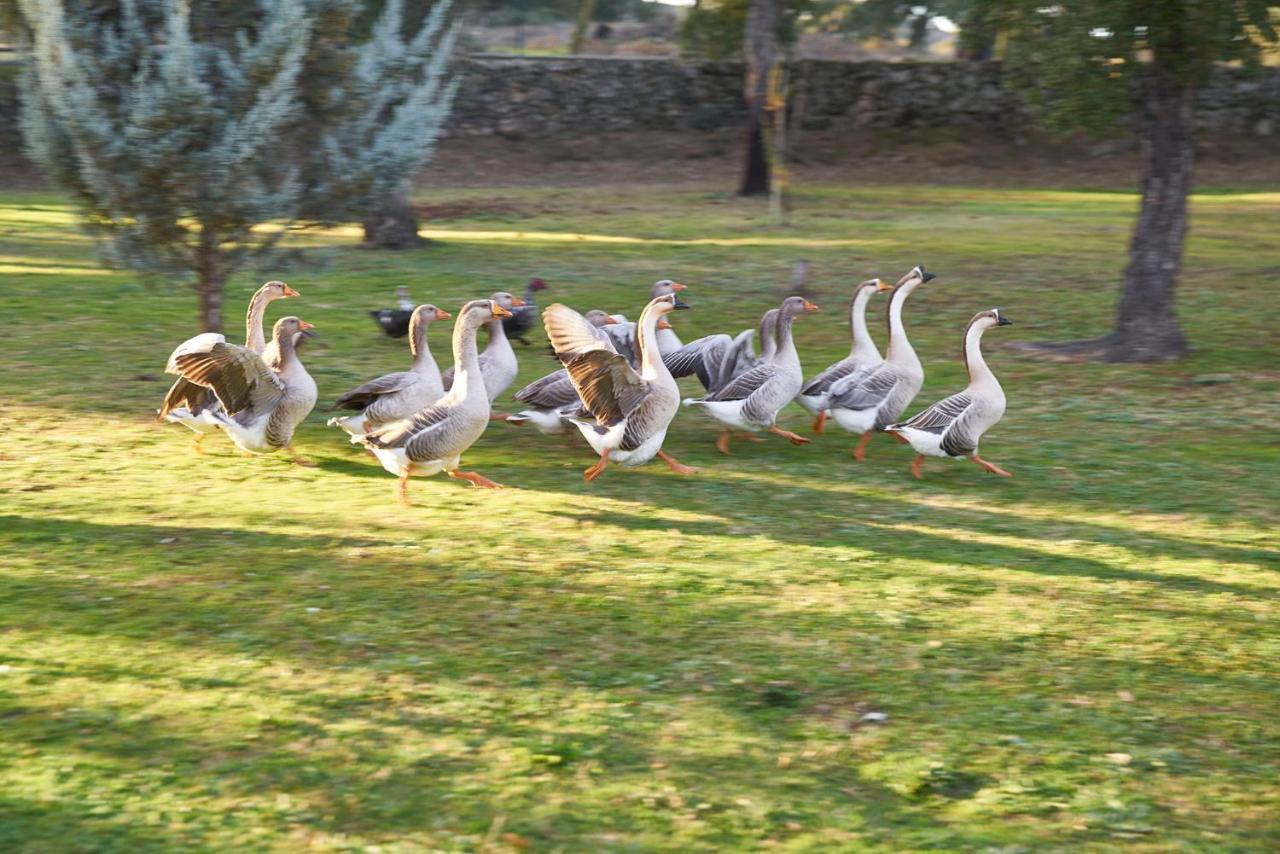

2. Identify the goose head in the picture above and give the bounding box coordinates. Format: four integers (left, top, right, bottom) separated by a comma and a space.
489, 291, 526, 311
648, 291, 691, 317
779, 295, 820, 319
883, 265, 937, 293
261, 280, 300, 300
410, 303, 452, 328
526, 277, 549, 293
272, 316, 315, 340
583, 309, 613, 328
650, 279, 687, 298
856, 278, 885, 296
972, 308, 1013, 331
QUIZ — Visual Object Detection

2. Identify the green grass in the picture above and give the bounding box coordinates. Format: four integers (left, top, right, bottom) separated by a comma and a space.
1, 182, 1278, 851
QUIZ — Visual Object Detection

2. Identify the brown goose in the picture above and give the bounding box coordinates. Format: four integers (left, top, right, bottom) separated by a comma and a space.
826, 266, 936, 460
887, 309, 1013, 479
440, 291, 525, 404
359, 299, 513, 504
683, 296, 819, 454
160, 316, 318, 464
544, 292, 697, 483
160, 280, 299, 452
506, 309, 614, 434
327, 304, 451, 438
796, 278, 884, 434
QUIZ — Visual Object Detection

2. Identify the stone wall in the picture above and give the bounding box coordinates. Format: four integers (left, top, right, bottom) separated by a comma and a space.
449, 55, 1280, 139
3, 56, 1278, 144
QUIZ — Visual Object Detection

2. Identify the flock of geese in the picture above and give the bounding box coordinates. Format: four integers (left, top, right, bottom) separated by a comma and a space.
157, 266, 1013, 504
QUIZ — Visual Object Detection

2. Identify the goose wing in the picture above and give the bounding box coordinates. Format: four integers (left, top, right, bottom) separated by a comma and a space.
165, 335, 283, 417
705, 361, 778, 402
801, 357, 867, 397
827, 363, 898, 412
716, 327, 759, 388
896, 391, 974, 434
332, 372, 419, 411
363, 399, 453, 455
663, 333, 731, 391
158, 377, 218, 421
512, 368, 579, 408
543, 304, 649, 426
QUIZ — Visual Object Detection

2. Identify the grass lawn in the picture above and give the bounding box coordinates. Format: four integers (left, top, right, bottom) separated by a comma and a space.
1, 181, 1278, 851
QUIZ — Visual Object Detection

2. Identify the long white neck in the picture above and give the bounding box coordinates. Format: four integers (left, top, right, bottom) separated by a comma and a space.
773, 310, 801, 374
245, 288, 273, 352
885, 279, 920, 365
848, 287, 880, 363
451, 316, 484, 399
482, 318, 512, 357
410, 322, 437, 374
637, 305, 673, 382
964, 320, 999, 391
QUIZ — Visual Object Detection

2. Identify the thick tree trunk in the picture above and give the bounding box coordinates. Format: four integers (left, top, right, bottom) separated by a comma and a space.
1108, 74, 1192, 362
569, 0, 597, 54
362, 188, 425, 250
740, 0, 779, 197
196, 228, 224, 333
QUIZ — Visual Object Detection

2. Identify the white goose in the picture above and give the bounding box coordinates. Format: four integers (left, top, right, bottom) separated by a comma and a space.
826, 266, 936, 460
440, 291, 525, 406
796, 278, 884, 434
887, 309, 1013, 479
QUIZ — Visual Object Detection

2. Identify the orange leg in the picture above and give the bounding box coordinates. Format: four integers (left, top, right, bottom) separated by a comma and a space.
851, 432, 873, 461
910, 454, 925, 479
768, 425, 811, 446
397, 472, 412, 506
449, 469, 503, 489
716, 431, 732, 455
657, 450, 697, 475
811, 411, 828, 435
734, 431, 764, 443
286, 444, 316, 467
584, 448, 611, 483
971, 454, 1013, 477
890, 431, 909, 444
190, 434, 206, 456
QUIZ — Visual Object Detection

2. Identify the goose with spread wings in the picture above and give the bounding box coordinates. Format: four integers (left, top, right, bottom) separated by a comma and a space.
544, 292, 697, 482
888, 308, 1013, 479
506, 309, 616, 434
664, 307, 780, 395
159, 316, 318, 464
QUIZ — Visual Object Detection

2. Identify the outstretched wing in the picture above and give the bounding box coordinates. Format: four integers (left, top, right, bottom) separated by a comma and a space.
332, 372, 419, 411
564, 351, 651, 427
663, 334, 731, 391
827, 363, 898, 412
166, 336, 283, 417
543, 303, 616, 360
715, 327, 759, 389
513, 369, 579, 409
158, 377, 218, 421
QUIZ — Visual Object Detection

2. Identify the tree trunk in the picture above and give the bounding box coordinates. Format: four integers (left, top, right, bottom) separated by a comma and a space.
362, 188, 425, 250
569, 0, 597, 54
740, 0, 779, 197
1108, 74, 1192, 362
196, 227, 224, 333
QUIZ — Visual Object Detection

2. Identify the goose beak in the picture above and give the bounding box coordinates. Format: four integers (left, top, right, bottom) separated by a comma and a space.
919, 267, 937, 283
436, 309, 452, 321
997, 314, 1013, 326
876, 281, 895, 293
491, 302, 513, 318
657, 318, 673, 330
602, 315, 618, 325
511, 297, 526, 307
298, 320, 314, 331
670, 282, 688, 292
283, 285, 300, 297
802, 300, 820, 312
672, 296, 691, 310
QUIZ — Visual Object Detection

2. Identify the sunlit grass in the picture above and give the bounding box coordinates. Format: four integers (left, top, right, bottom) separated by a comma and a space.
1, 183, 1278, 850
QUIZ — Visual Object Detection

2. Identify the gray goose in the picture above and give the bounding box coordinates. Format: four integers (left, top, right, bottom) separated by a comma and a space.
683, 296, 819, 454
544, 292, 697, 483
796, 279, 884, 434
888, 309, 1013, 479
440, 291, 525, 405
604, 280, 688, 368
665, 307, 779, 394
506, 309, 614, 434
359, 299, 514, 504
826, 266, 936, 460
160, 316, 318, 464
160, 280, 299, 452
327, 304, 450, 438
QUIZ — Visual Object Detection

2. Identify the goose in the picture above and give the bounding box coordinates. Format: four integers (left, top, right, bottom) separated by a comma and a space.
683, 296, 819, 454
440, 291, 525, 406
506, 309, 614, 434
797, 279, 885, 434
665, 307, 779, 394
359, 299, 514, 504
160, 280, 299, 453
159, 316, 319, 464
503, 277, 550, 345
327, 304, 451, 438
544, 292, 697, 482
826, 265, 936, 460
604, 281, 688, 367
887, 309, 1013, 479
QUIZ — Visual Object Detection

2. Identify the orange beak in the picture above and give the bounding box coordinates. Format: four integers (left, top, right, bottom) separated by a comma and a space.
283, 285, 300, 297
657, 318, 673, 330
602, 315, 618, 325
670, 283, 688, 292
802, 300, 820, 312
435, 309, 452, 321
490, 301, 513, 318
298, 320, 314, 331
511, 296, 526, 307
876, 281, 895, 293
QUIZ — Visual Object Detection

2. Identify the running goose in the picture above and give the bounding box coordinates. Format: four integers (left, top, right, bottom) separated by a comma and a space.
545, 292, 697, 482
327, 304, 451, 438
888, 309, 1013, 479
359, 299, 514, 504
506, 309, 614, 434
160, 316, 318, 464
797, 279, 884, 434
440, 291, 525, 404
826, 265, 936, 460
683, 296, 819, 454
665, 307, 779, 394
159, 280, 299, 453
